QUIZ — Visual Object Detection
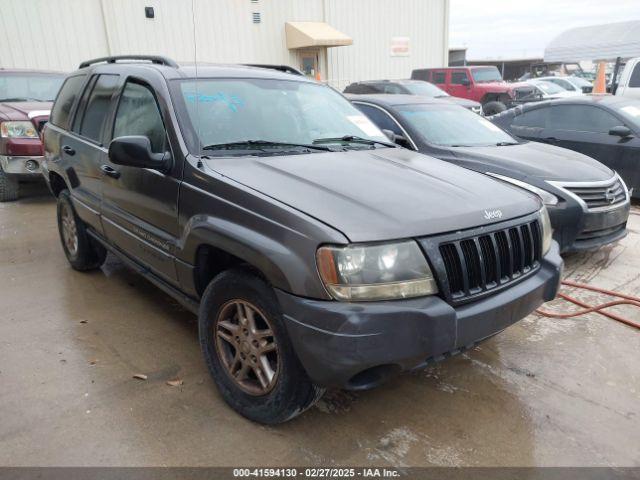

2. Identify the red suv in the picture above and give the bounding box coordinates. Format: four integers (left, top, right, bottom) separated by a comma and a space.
411, 66, 539, 116
0, 69, 65, 201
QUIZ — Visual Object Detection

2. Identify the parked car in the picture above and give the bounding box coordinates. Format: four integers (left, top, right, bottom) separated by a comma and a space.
526, 79, 583, 99
491, 96, 640, 199
43, 55, 562, 424
348, 94, 630, 253
615, 57, 640, 99
411, 66, 540, 116
536, 75, 593, 94
0, 69, 65, 201
343, 79, 482, 114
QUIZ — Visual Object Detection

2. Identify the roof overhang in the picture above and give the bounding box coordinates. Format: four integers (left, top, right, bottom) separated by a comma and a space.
544, 20, 640, 62
285, 22, 353, 50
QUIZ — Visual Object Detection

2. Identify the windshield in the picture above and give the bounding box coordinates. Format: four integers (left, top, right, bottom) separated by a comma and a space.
397, 104, 517, 147
0, 73, 65, 102
174, 78, 388, 155
471, 67, 503, 83
532, 81, 565, 94
403, 82, 449, 97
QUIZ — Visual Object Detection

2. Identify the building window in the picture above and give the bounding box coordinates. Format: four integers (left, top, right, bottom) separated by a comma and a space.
252, 12, 261, 23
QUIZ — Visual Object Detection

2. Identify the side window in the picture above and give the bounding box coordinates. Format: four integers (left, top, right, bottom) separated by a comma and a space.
629, 63, 640, 88
451, 71, 469, 85
354, 104, 402, 136
50, 75, 86, 130
113, 81, 166, 153
382, 84, 404, 94
548, 105, 620, 133
512, 107, 549, 128
77, 74, 120, 143
432, 72, 446, 84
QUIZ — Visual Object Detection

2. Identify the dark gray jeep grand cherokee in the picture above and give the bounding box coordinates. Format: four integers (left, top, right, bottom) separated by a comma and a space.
42, 56, 562, 424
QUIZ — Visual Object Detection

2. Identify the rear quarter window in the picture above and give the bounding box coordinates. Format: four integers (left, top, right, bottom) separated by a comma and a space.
50, 75, 87, 130
629, 63, 640, 88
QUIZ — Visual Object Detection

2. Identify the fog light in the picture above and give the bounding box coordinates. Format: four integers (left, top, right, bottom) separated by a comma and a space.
25, 159, 38, 171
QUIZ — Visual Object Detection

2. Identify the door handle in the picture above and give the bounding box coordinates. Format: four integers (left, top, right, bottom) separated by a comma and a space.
62, 145, 75, 156
100, 164, 121, 179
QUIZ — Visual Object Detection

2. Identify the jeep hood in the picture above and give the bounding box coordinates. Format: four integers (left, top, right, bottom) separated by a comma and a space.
203, 148, 540, 242
450, 142, 613, 182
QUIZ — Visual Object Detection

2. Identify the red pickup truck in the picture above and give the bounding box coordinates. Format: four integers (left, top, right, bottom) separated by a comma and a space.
411, 66, 539, 116
0, 69, 65, 201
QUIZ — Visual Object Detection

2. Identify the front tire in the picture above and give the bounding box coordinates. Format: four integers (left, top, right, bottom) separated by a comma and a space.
199, 267, 323, 424
482, 100, 507, 116
57, 189, 106, 271
0, 168, 19, 202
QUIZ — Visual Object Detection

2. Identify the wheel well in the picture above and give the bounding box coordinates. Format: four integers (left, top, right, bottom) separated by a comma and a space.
49, 171, 67, 197
194, 244, 265, 297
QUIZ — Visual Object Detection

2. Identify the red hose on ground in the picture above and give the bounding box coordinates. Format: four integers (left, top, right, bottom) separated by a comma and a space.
535, 280, 640, 330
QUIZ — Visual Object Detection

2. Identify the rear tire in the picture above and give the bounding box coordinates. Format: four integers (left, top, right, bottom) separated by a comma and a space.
199, 267, 324, 424
482, 100, 507, 116
0, 168, 19, 202
56, 189, 106, 271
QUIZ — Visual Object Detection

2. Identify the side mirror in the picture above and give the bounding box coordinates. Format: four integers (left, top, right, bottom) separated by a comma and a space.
108, 136, 170, 170
461, 78, 471, 87
609, 126, 632, 138
382, 129, 411, 148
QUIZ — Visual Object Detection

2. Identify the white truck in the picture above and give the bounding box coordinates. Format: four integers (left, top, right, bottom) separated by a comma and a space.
615, 57, 640, 99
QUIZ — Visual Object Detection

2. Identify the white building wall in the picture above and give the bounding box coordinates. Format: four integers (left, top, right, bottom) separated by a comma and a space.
0, 0, 448, 87
0, 0, 109, 71
325, 0, 449, 89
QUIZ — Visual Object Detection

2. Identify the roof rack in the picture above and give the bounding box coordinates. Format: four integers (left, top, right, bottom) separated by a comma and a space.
243, 64, 304, 76
78, 55, 179, 69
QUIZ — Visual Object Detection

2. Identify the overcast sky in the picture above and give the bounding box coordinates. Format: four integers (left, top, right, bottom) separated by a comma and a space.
450, 0, 640, 60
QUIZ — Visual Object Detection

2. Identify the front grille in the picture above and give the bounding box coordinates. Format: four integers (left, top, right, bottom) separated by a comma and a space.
562, 178, 626, 210
437, 219, 542, 303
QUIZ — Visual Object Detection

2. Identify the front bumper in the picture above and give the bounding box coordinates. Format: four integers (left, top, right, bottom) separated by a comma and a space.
0, 155, 43, 175
550, 201, 630, 253
277, 242, 562, 390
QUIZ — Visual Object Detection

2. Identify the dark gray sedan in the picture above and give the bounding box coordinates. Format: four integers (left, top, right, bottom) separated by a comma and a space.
348, 94, 631, 253
490, 96, 640, 199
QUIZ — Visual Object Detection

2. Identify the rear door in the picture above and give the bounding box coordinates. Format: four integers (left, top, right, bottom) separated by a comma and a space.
508, 105, 549, 141
66, 73, 121, 234
449, 70, 471, 99
100, 78, 181, 284
430, 70, 448, 92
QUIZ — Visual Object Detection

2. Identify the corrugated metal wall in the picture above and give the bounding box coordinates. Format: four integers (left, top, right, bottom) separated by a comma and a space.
0, 0, 448, 87
326, 0, 449, 89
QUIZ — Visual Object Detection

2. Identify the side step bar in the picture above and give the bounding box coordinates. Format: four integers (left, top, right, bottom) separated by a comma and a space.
87, 230, 200, 315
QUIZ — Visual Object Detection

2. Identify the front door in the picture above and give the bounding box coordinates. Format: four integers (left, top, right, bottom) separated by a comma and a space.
298, 50, 320, 79
100, 79, 181, 284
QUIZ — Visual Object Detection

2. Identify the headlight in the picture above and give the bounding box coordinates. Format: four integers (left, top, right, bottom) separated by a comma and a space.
540, 206, 553, 255
316, 240, 438, 301
0, 121, 38, 139
486, 173, 558, 206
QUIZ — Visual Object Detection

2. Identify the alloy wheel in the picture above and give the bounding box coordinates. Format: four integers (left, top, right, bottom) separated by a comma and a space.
60, 202, 79, 256
215, 300, 279, 396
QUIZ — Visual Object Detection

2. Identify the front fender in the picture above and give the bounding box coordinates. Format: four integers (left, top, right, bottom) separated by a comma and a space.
176, 169, 348, 300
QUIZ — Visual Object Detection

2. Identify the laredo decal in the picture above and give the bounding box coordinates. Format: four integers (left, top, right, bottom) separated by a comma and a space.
131, 226, 172, 252
483, 209, 503, 220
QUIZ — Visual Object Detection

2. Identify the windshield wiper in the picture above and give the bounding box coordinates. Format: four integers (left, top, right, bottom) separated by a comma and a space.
495, 141, 519, 146
202, 140, 334, 153
313, 135, 396, 148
